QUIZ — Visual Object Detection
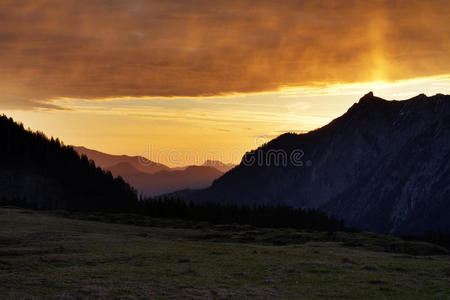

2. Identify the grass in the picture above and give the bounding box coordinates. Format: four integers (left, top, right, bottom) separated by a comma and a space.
0, 207, 449, 299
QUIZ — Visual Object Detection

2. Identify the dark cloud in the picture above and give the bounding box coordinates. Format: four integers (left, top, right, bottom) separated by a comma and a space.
0, 0, 449, 109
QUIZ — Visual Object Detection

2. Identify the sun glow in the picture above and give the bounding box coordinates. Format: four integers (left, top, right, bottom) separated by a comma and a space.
0, 0, 448, 166
4, 75, 450, 167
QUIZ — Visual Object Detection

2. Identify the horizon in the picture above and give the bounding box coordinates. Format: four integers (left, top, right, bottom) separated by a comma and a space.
1, 0, 450, 167
5, 87, 450, 167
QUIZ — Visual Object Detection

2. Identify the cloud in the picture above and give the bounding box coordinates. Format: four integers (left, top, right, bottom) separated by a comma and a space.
0, 0, 449, 109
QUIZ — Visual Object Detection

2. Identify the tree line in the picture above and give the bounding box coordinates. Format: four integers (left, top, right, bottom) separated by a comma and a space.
0, 115, 138, 211
137, 197, 346, 231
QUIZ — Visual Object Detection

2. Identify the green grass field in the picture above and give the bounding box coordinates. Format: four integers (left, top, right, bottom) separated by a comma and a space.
1, 207, 449, 299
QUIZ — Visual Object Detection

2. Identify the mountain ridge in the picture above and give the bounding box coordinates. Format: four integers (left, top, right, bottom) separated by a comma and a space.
182, 93, 450, 235
72, 146, 170, 175
202, 160, 235, 173
73, 146, 229, 196
112, 163, 224, 197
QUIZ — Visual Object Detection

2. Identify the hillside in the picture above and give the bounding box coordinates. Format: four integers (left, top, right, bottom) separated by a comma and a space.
1, 207, 449, 299
202, 160, 235, 173
110, 164, 224, 196
74, 146, 228, 196
73, 146, 170, 174
0, 116, 137, 211
183, 93, 450, 236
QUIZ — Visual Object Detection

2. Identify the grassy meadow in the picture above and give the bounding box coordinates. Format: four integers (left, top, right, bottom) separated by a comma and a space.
0, 207, 449, 299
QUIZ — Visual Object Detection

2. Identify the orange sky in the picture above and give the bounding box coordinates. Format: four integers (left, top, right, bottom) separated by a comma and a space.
1, 1, 449, 166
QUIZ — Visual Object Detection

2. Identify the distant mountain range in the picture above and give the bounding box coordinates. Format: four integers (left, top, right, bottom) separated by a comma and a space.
181, 93, 450, 235
169, 160, 235, 173
202, 160, 235, 173
111, 163, 223, 196
73, 146, 233, 196
72, 146, 170, 174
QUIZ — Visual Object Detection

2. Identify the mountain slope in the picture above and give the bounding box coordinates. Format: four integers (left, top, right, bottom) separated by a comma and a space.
74, 146, 227, 196
109, 163, 223, 196
184, 93, 450, 235
202, 160, 235, 173
73, 146, 170, 174
108, 161, 143, 177
0, 116, 137, 211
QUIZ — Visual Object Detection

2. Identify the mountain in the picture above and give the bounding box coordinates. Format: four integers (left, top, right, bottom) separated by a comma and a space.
0, 116, 137, 211
183, 93, 450, 236
73, 146, 170, 174
202, 160, 235, 173
108, 161, 143, 177
108, 163, 223, 197
157, 161, 235, 172
74, 147, 229, 196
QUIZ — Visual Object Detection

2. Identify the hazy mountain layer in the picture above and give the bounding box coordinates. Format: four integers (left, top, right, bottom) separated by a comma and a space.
74, 147, 230, 196
109, 163, 223, 197
73, 146, 170, 174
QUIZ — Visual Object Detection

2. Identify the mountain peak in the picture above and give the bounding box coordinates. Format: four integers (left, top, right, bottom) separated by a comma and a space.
185, 92, 450, 235
363, 91, 374, 98
408, 93, 428, 101
357, 91, 385, 104
202, 160, 235, 173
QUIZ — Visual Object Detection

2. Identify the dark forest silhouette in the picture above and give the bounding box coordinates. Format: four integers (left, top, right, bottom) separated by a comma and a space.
137, 198, 345, 231
0, 115, 138, 211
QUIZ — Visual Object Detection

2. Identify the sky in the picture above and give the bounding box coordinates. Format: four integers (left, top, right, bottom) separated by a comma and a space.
1, 0, 449, 166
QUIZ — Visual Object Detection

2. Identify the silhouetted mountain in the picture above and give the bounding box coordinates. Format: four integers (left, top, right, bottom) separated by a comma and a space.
73, 146, 170, 174
184, 93, 450, 236
110, 164, 223, 197
74, 147, 227, 196
0, 116, 137, 211
108, 161, 142, 177
202, 160, 235, 173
